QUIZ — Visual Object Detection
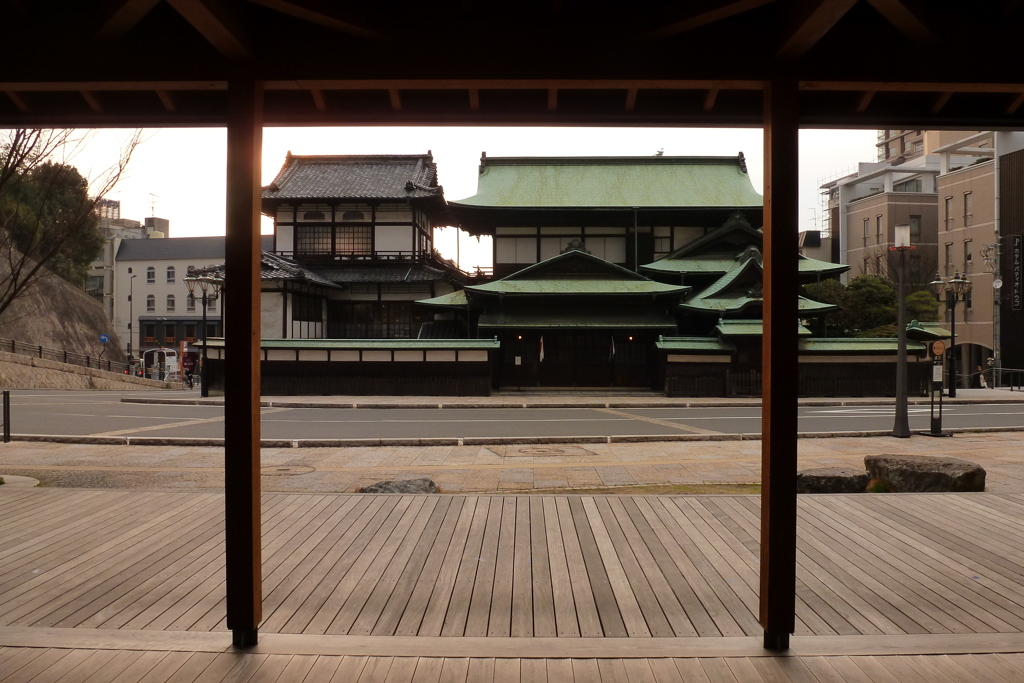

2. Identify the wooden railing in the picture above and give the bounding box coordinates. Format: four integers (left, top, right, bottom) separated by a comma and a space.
0, 337, 131, 375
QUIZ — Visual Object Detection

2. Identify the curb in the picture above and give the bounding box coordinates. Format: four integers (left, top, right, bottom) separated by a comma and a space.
121, 397, 1024, 410
8, 425, 1022, 448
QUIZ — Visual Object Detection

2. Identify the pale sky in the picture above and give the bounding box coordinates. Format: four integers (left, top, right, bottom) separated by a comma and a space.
73, 127, 877, 269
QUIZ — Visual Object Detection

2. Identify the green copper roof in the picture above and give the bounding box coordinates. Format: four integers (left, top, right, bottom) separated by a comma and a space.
469, 279, 687, 296
416, 290, 468, 307
451, 155, 763, 209
799, 338, 927, 353
201, 338, 499, 350
715, 320, 813, 336
643, 254, 848, 276
656, 337, 736, 353
478, 310, 678, 329
906, 321, 951, 340
680, 295, 835, 314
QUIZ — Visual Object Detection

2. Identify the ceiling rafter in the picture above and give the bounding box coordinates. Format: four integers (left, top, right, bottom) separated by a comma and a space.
95, 0, 162, 41
80, 91, 103, 112
704, 88, 719, 112
1007, 93, 1024, 114
856, 90, 875, 112
166, 0, 252, 60
388, 88, 401, 111
865, 0, 935, 43
641, 0, 778, 41
309, 89, 326, 112
777, 0, 859, 59
931, 91, 953, 114
241, 0, 383, 41
4, 91, 29, 113
468, 88, 480, 111
625, 88, 638, 111
155, 89, 176, 111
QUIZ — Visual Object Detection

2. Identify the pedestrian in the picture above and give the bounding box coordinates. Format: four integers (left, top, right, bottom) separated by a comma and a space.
978, 366, 988, 389
184, 369, 194, 390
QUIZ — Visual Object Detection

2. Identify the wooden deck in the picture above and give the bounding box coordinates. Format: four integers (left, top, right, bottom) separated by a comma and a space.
2, 487, 1024, 681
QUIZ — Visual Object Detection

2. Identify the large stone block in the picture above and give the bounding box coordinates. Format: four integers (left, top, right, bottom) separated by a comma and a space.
797, 467, 870, 493
864, 454, 986, 493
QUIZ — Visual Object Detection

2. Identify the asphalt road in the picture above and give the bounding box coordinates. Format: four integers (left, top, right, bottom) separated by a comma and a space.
8, 390, 1024, 439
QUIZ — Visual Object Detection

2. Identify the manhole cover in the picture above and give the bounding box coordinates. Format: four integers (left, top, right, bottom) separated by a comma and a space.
518, 447, 567, 455
261, 465, 315, 475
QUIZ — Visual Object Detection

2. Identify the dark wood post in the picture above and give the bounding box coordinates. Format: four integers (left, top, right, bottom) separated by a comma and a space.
759, 75, 800, 652
224, 78, 263, 649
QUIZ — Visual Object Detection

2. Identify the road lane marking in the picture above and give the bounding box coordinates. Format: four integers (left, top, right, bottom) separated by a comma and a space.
595, 408, 720, 434
91, 407, 292, 436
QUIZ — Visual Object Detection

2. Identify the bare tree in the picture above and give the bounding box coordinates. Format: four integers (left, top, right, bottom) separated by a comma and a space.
0, 129, 142, 320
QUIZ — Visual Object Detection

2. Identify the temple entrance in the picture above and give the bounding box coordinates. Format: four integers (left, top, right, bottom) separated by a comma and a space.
498, 331, 653, 388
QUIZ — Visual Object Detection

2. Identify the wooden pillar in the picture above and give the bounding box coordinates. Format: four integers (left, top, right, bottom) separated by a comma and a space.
759, 75, 799, 652
224, 79, 263, 649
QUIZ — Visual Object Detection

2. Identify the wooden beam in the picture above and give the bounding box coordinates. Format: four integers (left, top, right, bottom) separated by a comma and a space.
94, 0, 161, 41
856, 90, 875, 113
80, 91, 103, 112
760, 75, 800, 653
931, 91, 953, 114
777, 0, 859, 59
223, 78, 264, 649
388, 88, 402, 111
310, 88, 326, 112
801, 80, 1024, 93
166, 0, 252, 60
625, 88, 637, 111
468, 88, 480, 111
865, 0, 935, 43
155, 89, 176, 112
703, 88, 719, 112
1007, 92, 1024, 115
641, 0, 778, 41
4, 91, 29, 113
242, 0, 383, 41
547, 88, 558, 111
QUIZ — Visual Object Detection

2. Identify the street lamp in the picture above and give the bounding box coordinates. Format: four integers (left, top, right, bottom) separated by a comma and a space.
891, 224, 913, 438
929, 271, 973, 399
127, 268, 137, 360
184, 267, 222, 397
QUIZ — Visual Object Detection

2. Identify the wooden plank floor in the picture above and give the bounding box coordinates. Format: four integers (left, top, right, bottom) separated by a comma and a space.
6, 648, 1024, 683
2, 487, 1024, 681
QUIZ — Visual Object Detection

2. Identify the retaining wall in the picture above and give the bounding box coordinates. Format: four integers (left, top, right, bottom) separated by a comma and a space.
0, 351, 176, 390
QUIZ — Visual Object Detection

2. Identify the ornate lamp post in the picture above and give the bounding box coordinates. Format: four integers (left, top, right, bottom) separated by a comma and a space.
891, 224, 913, 438
184, 267, 222, 398
126, 268, 137, 360
929, 271, 973, 399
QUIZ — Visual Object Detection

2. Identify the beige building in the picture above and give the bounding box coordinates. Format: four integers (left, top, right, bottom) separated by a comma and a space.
828, 130, 1024, 387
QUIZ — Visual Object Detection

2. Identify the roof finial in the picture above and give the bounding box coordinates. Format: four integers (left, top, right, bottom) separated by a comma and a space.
737, 151, 747, 173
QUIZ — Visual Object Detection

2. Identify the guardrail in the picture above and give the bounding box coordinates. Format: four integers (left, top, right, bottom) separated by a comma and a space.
995, 368, 1024, 391
0, 337, 130, 375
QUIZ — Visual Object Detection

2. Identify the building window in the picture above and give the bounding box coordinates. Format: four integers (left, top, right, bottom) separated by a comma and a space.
341, 210, 365, 220
944, 196, 953, 230
143, 323, 156, 343
208, 296, 216, 312
164, 326, 176, 344
186, 294, 196, 312
292, 293, 323, 322
963, 240, 972, 273
206, 323, 218, 338
893, 178, 923, 193
876, 215, 883, 241
184, 324, 197, 342
166, 294, 175, 312
335, 225, 373, 255
146, 266, 155, 284
146, 294, 155, 312
945, 243, 953, 276
166, 266, 175, 283
302, 210, 326, 220
876, 255, 884, 275
909, 215, 921, 241
964, 191, 973, 227
295, 225, 332, 256
863, 256, 870, 275
863, 218, 869, 247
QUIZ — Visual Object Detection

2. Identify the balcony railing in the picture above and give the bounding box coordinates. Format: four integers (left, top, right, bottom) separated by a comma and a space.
274, 250, 493, 280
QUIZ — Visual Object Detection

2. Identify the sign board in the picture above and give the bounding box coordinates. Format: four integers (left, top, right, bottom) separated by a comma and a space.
1013, 234, 1022, 311
932, 363, 944, 383
514, 356, 522, 366
931, 340, 946, 357
99, 333, 110, 344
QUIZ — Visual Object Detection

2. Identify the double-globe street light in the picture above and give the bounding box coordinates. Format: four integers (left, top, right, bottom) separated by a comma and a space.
183, 267, 222, 398
929, 271, 973, 399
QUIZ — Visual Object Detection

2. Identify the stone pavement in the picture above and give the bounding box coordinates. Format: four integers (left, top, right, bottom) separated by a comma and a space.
2, 430, 1022, 494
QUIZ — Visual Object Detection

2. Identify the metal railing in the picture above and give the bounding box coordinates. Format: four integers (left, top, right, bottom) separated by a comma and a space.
0, 337, 131, 375
994, 368, 1024, 391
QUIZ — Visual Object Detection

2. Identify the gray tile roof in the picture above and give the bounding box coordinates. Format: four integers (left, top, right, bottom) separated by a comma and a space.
190, 251, 342, 289
262, 153, 443, 201
312, 265, 450, 283
116, 235, 273, 261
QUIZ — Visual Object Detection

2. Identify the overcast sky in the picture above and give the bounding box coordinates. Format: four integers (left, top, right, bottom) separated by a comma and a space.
73, 126, 876, 268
